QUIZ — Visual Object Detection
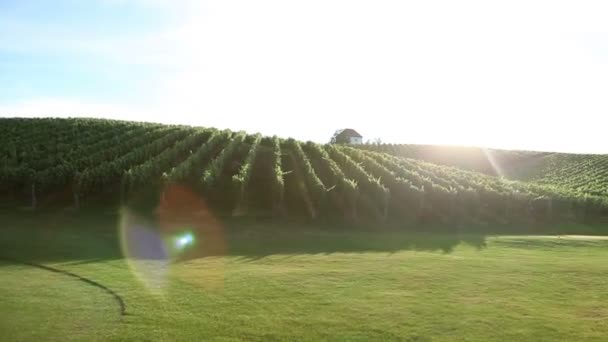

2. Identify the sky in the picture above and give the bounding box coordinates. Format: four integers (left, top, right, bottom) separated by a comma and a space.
1, 0, 607, 153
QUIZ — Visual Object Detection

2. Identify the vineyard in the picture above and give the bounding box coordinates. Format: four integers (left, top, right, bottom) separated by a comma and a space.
512, 153, 608, 197
1, 118, 608, 224
361, 143, 608, 198
358, 143, 548, 176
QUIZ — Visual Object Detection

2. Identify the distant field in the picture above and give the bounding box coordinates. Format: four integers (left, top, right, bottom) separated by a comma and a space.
2, 210, 608, 341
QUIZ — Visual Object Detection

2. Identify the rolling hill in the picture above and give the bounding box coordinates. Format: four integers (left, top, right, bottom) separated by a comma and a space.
1, 118, 607, 224
512, 153, 608, 197
360, 143, 608, 198
358, 143, 549, 176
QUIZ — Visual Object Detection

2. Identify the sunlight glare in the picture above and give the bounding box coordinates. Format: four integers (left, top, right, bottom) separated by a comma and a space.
175, 232, 195, 249
481, 148, 505, 177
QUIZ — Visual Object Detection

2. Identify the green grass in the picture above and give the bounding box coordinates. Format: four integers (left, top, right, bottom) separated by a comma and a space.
1, 210, 608, 341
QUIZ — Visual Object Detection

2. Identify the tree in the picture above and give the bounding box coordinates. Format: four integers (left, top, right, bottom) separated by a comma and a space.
365, 137, 383, 145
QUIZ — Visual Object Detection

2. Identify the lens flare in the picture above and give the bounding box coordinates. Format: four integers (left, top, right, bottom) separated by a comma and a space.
481, 148, 505, 177
119, 208, 170, 293
119, 184, 227, 293
174, 232, 195, 249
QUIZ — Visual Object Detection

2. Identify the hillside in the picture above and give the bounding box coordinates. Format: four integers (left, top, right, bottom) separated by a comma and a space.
1, 118, 607, 224
358, 143, 549, 176
359, 143, 608, 198
512, 153, 608, 197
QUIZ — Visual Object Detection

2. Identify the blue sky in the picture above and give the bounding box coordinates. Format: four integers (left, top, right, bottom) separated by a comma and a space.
1, 0, 608, 153
0, 0, 173, 102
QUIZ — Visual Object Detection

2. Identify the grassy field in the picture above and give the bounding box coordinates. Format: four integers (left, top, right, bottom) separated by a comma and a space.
1, 210, 608, 341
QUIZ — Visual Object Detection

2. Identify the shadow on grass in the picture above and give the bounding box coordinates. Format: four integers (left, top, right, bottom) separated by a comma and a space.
0, 208, 123, 265
0, 208, 491, 265
490, 236, 608, 250
5, 205, 606, 265
5, 204, 608, 266
204, 222, 488, 262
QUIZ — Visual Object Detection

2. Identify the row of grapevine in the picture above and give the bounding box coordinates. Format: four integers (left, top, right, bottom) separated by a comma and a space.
32, 126, 174, 196
4, 120, 144, 171
370, 151, 543, 221
302, 143, 358, 220
327, 145, 389, 221
270, 136, 286, 216
1, 125, 149, 207
26, 124, 143, 171
1, 118, 114, 151
74, 128, 195, 202
525, 154, 608, 196
165, 130, 232, 184
340, 146, 431, 219
76, 127, 175, 170
232, 134, 263, 215
121, 130, 212, 198
201, 132, 248, 190
365, 149, 608, 222
284, 139, 327, 218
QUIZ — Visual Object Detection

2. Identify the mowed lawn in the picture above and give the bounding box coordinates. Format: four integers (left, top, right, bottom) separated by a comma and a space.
1, 210, 608, 341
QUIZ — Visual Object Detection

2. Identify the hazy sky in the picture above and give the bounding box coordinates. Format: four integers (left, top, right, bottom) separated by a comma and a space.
1, 0, 607, 153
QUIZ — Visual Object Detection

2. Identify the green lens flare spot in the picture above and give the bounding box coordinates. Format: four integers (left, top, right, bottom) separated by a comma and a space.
174, 232, 195, 249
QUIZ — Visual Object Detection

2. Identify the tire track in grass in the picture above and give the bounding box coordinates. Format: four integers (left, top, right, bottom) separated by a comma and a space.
0, 257, 126, 317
